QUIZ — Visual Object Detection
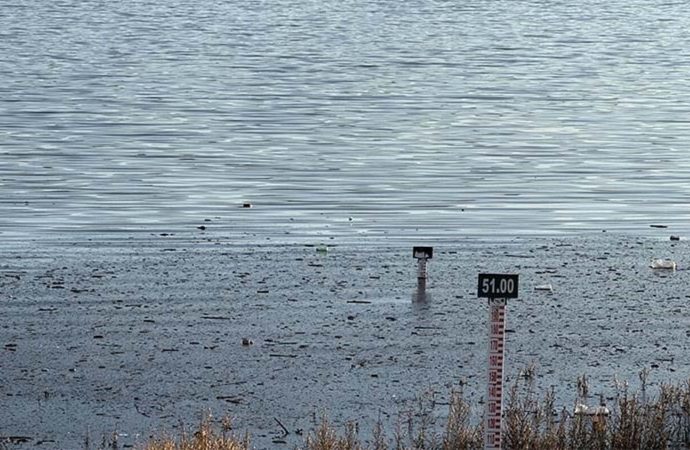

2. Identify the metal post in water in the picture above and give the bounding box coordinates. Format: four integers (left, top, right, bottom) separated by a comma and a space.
477, 273, 519, 450
486, 298, 507, 450
412, 246, 433, 289
418, 257, 427, 281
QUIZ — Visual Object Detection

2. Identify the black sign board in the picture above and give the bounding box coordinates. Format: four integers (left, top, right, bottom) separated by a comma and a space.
413, 246, 433, 259
477, 273, 519, 299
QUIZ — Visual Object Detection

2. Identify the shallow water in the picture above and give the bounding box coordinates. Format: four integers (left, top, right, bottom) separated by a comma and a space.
1, 236, 689, 448
2, 0, 690, 243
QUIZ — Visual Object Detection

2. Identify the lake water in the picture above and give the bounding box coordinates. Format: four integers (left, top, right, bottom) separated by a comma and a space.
3, 0, 690, 244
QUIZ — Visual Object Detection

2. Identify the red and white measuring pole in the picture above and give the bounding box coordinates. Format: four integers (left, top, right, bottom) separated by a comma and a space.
486, 298, 507, 449
478, 274, 519, 450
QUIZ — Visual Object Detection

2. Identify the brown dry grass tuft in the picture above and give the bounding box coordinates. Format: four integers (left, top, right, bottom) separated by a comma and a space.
140, 415, 249, 450
501, 366, 690, 450
136, 371, 690, 450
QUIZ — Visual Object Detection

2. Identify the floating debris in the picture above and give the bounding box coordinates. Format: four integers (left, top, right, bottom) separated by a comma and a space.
216, 395, 243, 404
574, 403, 610, 417
534, 284, 554, 292
650, 259, 677, 270
0, 436, 32, 444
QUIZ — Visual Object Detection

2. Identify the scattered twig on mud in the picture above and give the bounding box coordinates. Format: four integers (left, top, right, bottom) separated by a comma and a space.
274, 417, 290, 437
217, 396, 244, 404
0, 436, 32, 444
135, 403, 151, 418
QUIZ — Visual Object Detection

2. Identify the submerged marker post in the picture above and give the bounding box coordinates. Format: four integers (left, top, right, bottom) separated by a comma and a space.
477, 273, 519, 450
413, 246, 433, 287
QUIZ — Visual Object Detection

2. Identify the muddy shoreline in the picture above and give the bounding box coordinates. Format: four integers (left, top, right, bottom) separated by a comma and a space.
1, 234, 689, 449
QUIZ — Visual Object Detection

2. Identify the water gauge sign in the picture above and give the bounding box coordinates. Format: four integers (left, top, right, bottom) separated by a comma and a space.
477, 273, 519, 450
478, 273, 518, 299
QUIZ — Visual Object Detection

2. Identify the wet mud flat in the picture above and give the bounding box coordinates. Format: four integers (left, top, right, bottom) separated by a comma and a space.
1, 234, 689, 449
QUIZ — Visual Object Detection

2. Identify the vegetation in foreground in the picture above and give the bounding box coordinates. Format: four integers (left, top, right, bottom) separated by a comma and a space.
130, 368, 690, 450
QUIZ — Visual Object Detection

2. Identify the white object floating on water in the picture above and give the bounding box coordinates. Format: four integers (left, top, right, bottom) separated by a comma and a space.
574, 403, 588, 415
534, 284, 553, 292
650, 258, 677, 270
574, 403, 610, 417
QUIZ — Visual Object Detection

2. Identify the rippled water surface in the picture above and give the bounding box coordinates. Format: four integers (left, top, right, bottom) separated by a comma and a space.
3, 0, 690, 242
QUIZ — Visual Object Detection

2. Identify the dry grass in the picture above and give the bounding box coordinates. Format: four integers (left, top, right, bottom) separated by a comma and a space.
139, 415, 249, 450
501, 367, 690, 450
133, 370, 690, 450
